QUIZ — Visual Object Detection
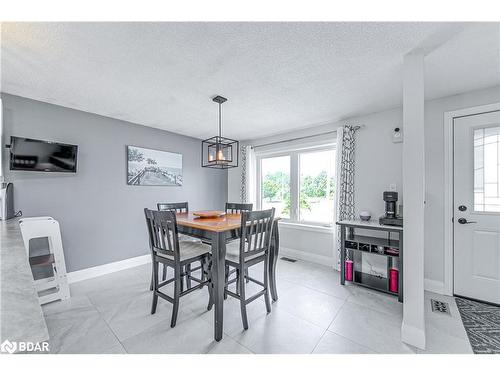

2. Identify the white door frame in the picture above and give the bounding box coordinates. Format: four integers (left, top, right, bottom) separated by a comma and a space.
443, 102, 500, 296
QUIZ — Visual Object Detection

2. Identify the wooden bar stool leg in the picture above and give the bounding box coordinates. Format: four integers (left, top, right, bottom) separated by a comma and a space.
263, 256, 271, 313
239, 266, 249, 330
151, 260, 159, 315
149, 260, 156, 291
162, 263, 168, 282
171, 266, 181, 328
200, 260, 206, 281
186, 263, 192, 289
224, 265, 229, 300
235, 268, 240, 295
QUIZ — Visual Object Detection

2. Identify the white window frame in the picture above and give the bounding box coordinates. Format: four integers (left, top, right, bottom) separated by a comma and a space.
255, 139, 336, 228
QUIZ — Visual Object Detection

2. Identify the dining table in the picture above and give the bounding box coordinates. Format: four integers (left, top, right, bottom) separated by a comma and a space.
175, 212, 280, 341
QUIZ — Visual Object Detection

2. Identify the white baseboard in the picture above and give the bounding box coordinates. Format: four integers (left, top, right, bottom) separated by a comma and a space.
401, 321, 426, 350
67, 247, 336, 284
424, 278, 445, 295
67, 254, 151, 284
280, 246, 335, 267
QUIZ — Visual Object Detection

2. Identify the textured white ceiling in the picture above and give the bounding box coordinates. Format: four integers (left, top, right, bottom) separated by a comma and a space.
1, 22, 499, 140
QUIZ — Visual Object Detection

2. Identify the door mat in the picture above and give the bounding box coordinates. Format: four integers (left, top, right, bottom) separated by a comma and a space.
455, 297, 500, 354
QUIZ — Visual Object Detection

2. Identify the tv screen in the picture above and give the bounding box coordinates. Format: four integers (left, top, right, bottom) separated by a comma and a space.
10, 136, 78, 173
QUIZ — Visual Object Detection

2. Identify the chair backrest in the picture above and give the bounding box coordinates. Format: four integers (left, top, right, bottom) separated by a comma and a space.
144, 209, 179, 260
157, 202, 189, 213
225, 202, 253, 214
238, 208, 275, 262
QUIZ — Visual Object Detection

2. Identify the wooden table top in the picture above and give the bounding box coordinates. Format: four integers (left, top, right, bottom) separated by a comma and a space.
176, 212, 242, 232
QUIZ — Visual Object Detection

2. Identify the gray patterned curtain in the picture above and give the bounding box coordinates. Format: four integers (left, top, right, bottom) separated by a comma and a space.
240, 145, 256, 204
336, 125, 358, 267
240, 146, 248, 203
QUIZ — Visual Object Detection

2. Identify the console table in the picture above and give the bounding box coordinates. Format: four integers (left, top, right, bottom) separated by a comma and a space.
336, 219, 403, 302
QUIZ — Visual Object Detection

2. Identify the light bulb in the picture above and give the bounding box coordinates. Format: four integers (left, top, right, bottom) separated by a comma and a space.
217, 149, 225, 161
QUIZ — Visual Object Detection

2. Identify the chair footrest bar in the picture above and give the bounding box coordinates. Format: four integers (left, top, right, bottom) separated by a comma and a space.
245, 290, 266, 304
245, 276, 264, 287
180, 281, 209, 297
158, 277, 175, 288
225, 289, 240, 299
156, 290, 174, 303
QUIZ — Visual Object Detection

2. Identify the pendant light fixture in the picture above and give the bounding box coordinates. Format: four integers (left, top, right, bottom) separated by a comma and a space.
201, 95, 239, 169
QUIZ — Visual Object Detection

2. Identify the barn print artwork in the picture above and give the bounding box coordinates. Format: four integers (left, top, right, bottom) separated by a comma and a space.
127, 146, 182, 186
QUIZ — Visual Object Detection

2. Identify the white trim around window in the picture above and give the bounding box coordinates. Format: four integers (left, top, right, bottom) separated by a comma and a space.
255, 139, 336, 228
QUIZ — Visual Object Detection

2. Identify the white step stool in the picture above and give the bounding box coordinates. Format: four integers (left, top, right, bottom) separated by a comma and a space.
19, 216, 70, 304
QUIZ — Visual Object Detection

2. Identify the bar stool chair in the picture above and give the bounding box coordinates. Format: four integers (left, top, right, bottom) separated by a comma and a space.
155, 202, 202, 289
225, 202, 253, 214
224, 208, 275, 329
19, 216, 70, 305
224, 203, 253, 297
145, 208, 213, 327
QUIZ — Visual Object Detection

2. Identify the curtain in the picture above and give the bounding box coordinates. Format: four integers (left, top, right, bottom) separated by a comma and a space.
240, 145, 256, 206
335, 125, 358, 269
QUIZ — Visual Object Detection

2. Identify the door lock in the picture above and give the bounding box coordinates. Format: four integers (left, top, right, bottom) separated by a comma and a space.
457, 218, 477, 225
458, 205, 467, 212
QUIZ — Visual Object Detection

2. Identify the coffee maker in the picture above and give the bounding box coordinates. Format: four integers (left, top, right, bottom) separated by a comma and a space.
379, 191, 403, 226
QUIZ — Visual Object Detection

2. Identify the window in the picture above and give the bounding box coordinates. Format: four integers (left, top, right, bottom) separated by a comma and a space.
260, 155, 290, 219
474, 126, 500, 212
299, 150, 335, 223
257, 143, 336, 226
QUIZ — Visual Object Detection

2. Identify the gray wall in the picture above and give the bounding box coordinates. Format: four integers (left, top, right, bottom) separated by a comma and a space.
228, 107, 403, 267
228, 85, 500, 287
1, 94, 228, 272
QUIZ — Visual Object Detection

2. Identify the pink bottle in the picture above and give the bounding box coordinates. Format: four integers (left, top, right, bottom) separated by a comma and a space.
389, 268, 399, 293
345, 260, 353, 281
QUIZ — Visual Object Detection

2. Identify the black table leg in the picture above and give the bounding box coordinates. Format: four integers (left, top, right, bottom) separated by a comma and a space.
269, 220, 280, 301
211, 231, 226, 342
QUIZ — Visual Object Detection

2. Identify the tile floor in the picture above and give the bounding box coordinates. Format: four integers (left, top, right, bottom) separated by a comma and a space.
42, 258, 473, 354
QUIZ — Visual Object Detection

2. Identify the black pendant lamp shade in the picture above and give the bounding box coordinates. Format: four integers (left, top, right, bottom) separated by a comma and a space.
202, 95, 239, 169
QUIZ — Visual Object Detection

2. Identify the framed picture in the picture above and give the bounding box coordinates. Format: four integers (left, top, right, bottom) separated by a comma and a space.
127, 145, 182, 186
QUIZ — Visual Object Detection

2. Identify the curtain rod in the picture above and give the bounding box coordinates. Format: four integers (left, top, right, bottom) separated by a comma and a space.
250, 125, 362, 149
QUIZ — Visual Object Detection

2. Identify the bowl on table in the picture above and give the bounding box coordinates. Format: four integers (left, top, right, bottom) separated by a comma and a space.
192, 210, 226, 218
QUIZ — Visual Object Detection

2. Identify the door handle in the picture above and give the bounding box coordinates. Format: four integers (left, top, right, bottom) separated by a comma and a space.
457, 218, 477, 225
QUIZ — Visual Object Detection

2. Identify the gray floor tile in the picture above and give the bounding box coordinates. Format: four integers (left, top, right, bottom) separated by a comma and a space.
275, 284, 346, 328
328, 301, 417, 354
92, 290, 182, 342
312, 331, 377, 354
44, 303, 121, 354
206, 336, 253, 354
197, 294, 269, 337
232, 308, 325, 354
41, 259, 475, 354
346, 284, 402, 317
121, 314, 219, 354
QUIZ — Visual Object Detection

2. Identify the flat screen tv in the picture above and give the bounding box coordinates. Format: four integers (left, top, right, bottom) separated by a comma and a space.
9, 136, 78, 173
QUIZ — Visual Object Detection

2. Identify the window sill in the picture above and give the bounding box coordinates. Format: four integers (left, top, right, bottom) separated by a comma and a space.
278, 221, 334, 234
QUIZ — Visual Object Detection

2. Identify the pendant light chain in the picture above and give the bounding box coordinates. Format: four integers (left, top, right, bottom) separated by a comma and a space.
219, 102, 222, 139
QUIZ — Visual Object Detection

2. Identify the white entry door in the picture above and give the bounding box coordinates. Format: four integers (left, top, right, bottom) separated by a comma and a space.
454, 110, 500, 305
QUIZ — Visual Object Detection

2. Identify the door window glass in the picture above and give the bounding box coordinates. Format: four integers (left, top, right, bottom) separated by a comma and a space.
474, 126, 500, 212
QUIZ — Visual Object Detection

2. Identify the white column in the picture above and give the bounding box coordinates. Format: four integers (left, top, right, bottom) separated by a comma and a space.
401, 52, 426, 349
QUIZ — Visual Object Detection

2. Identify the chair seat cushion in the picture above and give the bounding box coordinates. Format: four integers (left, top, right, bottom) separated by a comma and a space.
225, 242, 263, 263
178, 234, 201, 243
157, 240, 211, 262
